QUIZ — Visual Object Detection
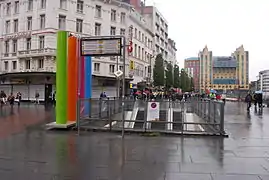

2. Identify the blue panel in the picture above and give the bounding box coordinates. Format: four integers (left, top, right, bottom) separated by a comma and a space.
213, 79, 236, 84
84, 56, 92, 116
185, 57, 199, 61
213, 56, 237, 67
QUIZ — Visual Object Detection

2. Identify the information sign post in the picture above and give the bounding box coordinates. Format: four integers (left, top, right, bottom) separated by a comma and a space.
80, 36, 126, 138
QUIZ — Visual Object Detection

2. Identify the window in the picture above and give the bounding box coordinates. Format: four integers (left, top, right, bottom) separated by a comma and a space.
5, 20, 10, 33
25, 60, 31, 69
95, 5, 101, 18
14, 1, 19, 14
110, 27, 116, 35
76, 19, 83, 33
39, 36, 45, 49
26, 38, 31, 50
4, 61, 8, 71
142, 48, 144, 60
109, 65, 115, 73
119, 66, 123, 71
95, 23, 101, 36
38, 59, 44, 68
120, 12, 125, 24
138, 46, 141, 59
28, 0, 33, 11
12, 40, 17, 53
13, 19, 18, 32
41, 0, 46, 9
27, 17, 32, 30
4, 41, 9, 54
111, 9, 116, 22
58, 15, 66, 30
135, 28, 137, 38
145, 37, 147, 46
12, 61, 17, 70
120, 28, 125, 35
77, 0, 83, 13
6, 2, 11, 15
110, 56, 116, 61
60, 0, 67, 9
134, 44, 137, 57
94, 63, 100, 72
39, 15, 46, 29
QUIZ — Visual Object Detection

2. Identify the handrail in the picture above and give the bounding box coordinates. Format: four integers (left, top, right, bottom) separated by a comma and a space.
129, 100, 139, 129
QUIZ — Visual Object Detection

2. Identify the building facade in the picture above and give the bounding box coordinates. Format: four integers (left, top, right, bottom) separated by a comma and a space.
232, 45, 249, 90
212, 56, 237, 92
129, 0, 172, 63
198, 46, 213, 92
0, 0, 155, 101
184, 57, 200, 92
167, 38, 177, 66
257, 70, 269, 99
199, 45, 249, 93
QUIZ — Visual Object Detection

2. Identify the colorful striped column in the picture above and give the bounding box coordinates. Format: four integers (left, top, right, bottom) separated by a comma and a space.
84, 56, 92, 116
67, 36, 78, 122
56, 31, 68, 124
80, 56, 85, 114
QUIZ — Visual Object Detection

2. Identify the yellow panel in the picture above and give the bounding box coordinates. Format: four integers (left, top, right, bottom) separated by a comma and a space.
129, 60, 134, 70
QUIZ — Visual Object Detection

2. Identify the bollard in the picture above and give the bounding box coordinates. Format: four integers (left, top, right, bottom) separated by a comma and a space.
113, 97, 116, 114
76, 99, 80, 135
143, 101, 148, 132
109, 100, 112, 131
105, 97, 110, 117
99, 98, 102, 118
220, 102, 225, 135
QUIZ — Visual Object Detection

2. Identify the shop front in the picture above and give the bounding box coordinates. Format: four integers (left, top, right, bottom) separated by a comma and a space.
0, 72, 55, 103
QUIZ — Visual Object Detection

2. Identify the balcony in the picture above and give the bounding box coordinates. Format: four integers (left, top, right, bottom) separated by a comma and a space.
17, 66, 56, 73
18, 48, 56, 58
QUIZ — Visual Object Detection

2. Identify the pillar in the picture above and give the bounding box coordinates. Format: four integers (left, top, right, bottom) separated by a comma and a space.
84, 56, 92, 116
79, 56, 85, 114
56, 31, 68, 124
67, 36, 78, 122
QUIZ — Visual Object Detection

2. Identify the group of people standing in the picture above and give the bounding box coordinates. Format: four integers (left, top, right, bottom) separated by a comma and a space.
245, 92, 263, 111
0, 91, 22, 106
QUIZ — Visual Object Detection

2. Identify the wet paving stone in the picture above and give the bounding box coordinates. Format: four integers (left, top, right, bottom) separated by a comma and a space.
165, 173, 212, 180
0, 103, 268, 179
211, 174, 261, 180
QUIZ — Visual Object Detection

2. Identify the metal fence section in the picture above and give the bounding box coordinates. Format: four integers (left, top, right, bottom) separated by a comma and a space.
76, 98, 226, 136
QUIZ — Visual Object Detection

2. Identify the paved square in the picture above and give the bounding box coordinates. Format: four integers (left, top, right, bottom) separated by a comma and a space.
0, 102, 269, 179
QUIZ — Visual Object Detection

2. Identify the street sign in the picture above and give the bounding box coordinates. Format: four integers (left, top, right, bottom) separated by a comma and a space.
147, 102, 160, 121
80, 37, 122, 56
129, 60, 134, 70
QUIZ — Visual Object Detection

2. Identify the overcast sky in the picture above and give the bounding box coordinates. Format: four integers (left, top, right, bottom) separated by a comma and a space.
145, 0, 269, 81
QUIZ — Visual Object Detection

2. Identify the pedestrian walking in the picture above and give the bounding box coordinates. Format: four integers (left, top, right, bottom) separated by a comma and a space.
7, 93, 15, 106
253, 93, 258, 108
0, 90, 7, 105
245, 93, 252, 112
16, 92, 22, 106
35, 91, 40, 104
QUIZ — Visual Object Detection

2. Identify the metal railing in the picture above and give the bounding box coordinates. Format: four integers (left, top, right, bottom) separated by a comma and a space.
76, 98, 226, 136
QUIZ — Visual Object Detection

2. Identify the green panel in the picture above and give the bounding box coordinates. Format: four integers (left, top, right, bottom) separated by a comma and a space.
56, 31, 68, 124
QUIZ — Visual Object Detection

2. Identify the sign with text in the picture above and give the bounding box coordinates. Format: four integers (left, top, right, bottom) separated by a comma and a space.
80, 37, 122, 56
147, 102, 160, 121
129, 60, 134, 70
